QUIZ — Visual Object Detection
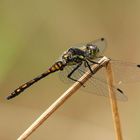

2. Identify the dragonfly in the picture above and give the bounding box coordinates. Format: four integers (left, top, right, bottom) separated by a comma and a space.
7, 38, 140, 101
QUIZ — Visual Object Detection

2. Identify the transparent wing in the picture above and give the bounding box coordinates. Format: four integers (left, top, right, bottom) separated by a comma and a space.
59, 63, 127, 101
71, 38, 107, 56
82, 71, 128, 101
111, 60, 140, 84
57, 38, 107, 62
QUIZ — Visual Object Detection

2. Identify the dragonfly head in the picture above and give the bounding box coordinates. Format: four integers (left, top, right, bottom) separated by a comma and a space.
85, 44, 99, 59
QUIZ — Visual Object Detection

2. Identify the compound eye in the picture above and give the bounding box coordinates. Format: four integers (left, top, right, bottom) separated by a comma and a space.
87, 44, 97, 50
91, 45, 97, 50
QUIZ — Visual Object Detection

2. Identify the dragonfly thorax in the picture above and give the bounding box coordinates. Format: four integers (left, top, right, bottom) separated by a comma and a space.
62, 48, 85, 65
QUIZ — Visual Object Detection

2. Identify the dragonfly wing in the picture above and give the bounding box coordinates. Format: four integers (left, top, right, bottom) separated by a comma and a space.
71, 38, 107, 56
58, 38, 107, 63
111, 60, 140, 84
79, 67, 128, 101
59, 63, 127, 101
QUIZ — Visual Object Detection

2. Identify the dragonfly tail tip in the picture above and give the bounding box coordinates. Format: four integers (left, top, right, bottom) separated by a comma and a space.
6, 92, 16, 100
6, 96, 12, 100
137, 64, 140, 68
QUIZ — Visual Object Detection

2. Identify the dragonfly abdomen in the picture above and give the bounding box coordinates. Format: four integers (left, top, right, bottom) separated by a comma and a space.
7, 61, 65, 100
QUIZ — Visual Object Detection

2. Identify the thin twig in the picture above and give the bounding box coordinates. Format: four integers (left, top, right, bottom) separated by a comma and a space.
106, 62, 123, 140
17, 56, 109, 140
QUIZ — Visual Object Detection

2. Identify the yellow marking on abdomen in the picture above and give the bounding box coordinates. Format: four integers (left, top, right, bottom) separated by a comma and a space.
51, 66, 56, 71
57, 62, 62, 67
16, 89, 21, 92
55, 64, 59, 69
22, 84, 27, 88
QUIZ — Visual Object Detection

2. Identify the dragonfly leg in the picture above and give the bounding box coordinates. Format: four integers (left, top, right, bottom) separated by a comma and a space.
84, 60, 95, 74
67, 62, 85, 86
87, 59, 99, 64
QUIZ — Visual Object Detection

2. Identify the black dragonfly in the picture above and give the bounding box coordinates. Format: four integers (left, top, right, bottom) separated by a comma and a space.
7, 38, 140, 101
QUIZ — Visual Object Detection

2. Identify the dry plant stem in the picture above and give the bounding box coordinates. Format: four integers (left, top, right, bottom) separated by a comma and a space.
17, 56, 109, 140
106, 62, 123, 140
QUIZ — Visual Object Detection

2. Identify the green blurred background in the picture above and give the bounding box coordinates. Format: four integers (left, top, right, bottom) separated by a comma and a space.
0, 0, 140, 139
